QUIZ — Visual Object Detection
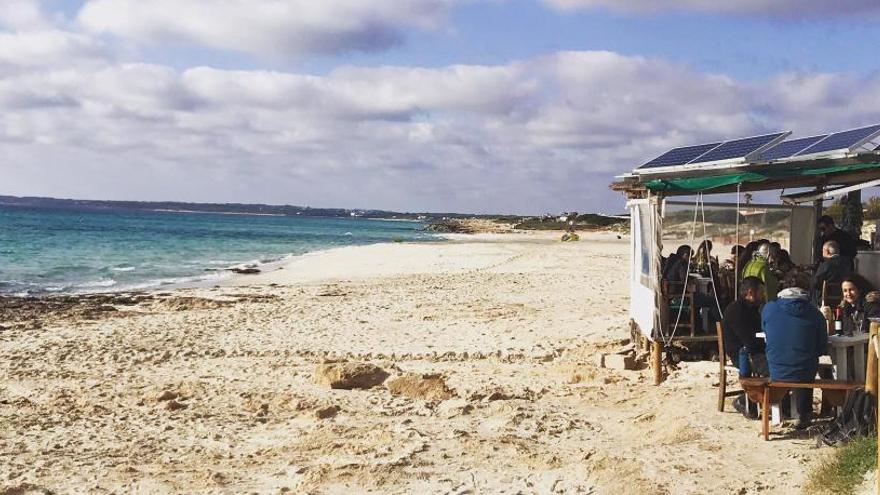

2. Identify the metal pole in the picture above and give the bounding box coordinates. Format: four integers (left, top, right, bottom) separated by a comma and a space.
735, 183, 741, 301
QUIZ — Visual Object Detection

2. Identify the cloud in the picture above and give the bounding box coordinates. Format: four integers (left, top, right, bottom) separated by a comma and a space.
0, 0, 50, 30
0, 30, 109, 72
4, 14, 880, 214
543, 0, 880, 18
77, 0, 464, 57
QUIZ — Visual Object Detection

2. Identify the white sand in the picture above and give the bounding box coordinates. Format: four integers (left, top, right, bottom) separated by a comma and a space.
0, 232, 833, 494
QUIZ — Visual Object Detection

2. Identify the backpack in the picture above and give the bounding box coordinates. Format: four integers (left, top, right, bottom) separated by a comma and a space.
819, 388, 876, 446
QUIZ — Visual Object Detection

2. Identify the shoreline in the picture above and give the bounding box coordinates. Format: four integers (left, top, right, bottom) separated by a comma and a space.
2, 231, 565, 298
2, 234, 446, 298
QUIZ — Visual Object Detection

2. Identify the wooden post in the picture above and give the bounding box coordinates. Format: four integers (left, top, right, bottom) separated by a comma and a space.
875, 329, 880, 495
652, 339, 662, 385
866, 322, 878, 396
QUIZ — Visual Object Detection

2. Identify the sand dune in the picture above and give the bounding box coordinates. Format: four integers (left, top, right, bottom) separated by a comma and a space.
0, 232, 827, 494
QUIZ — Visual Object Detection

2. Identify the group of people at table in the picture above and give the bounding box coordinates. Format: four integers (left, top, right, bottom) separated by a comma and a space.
661, 215, 878, 429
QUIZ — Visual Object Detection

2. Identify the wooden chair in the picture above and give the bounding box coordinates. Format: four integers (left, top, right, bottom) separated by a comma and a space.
663, 280, 697, 337
715, 322, 742, 412
740, 378, 860, 440
822, 280, 843, 309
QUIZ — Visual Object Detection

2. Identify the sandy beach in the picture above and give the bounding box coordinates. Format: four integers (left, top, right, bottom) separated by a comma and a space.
1, 232, 831, 494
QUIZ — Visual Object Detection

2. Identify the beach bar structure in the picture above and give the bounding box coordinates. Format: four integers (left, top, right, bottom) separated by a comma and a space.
611, 124, 880, 384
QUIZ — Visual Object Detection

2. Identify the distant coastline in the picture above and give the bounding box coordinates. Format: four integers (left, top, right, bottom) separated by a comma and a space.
151, 209, 286, 217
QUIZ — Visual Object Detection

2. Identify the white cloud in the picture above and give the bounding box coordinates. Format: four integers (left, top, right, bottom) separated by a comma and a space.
78, 0, 464, 57
0, 0, 50, 30
0, 30, 109, 72
4, 8, 880, 213
543, 0, 880, 18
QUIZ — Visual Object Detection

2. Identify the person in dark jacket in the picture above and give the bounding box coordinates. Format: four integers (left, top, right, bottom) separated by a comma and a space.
722, 276, 767, 374
839, 275, 880, 335
811, 240, 853, 303
815, 215, 857, 264
763, 287, 828, 428
663, 244, 692, 284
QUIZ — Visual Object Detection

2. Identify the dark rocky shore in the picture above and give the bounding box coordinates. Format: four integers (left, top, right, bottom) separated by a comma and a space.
0, 292, 278, 331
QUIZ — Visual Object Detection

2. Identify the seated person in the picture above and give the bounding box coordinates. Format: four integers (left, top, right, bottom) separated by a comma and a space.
839, 275, 880, 335
769, 245, 793, 275
811, 240, 853, 303
722, 277, 767, 418
722, 276, 767, 372
762, 287, 828, 429
742, 242, 779, 301
718, 245, 744, 306
815, 215, 857, 264
662, 245, 692, 286
723, 245, 744, 270
693, 240, 719, 276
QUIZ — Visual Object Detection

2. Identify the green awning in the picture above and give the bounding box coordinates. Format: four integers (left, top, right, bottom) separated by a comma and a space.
644, 163, 880, 192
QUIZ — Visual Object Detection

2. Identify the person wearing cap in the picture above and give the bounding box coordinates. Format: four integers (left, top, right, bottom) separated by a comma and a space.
741, 242, 779, 301
815, 215, 857, 265
762, 287, 828, 429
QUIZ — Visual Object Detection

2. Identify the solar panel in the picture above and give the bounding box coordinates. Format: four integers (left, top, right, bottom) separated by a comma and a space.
690, 132, 789, 164
759, 135, 827, 161
797, 124, 880, 156
639, 142, 722, 169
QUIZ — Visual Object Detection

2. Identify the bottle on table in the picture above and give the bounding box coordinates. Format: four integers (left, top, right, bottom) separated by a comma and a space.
833, 307, 844, 336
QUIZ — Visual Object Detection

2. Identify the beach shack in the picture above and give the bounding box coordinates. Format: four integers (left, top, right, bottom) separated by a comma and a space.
611, 124, 880, 384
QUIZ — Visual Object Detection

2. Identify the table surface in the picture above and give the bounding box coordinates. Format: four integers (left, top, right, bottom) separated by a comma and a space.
755, 332, 868, 345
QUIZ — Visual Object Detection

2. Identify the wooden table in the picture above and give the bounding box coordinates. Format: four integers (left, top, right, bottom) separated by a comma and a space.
755, 332, 868, 381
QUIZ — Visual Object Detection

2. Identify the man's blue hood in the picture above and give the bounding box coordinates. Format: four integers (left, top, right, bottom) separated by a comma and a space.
776, 297, 814, 317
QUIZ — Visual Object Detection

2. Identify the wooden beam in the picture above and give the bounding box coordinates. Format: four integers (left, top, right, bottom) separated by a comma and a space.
652, 340, 663, 386
867, 321, 878, 397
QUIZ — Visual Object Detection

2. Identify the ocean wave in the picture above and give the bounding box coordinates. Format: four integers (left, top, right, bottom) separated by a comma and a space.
111, 266, 136, 272
74, 278, 118, 289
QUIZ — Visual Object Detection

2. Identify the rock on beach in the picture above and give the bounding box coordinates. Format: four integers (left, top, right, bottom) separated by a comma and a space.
313, 362, 389, 389
386, 373, 454, 401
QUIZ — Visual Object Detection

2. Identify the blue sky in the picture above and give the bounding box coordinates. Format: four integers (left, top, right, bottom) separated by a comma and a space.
2, 0, 880, 214
92, 1, 880, 79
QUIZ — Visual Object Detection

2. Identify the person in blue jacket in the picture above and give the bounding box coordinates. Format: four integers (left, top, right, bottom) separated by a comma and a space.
762, 287, 828, 428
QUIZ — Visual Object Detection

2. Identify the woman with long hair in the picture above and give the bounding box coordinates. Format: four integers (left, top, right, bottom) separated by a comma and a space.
839, 275, 879, 334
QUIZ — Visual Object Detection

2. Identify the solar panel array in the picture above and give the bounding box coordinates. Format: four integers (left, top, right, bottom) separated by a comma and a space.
640, 142, 721, 169
759, 135, 827, 161
637, 123, 880, 173
797, 124, 880, 156
692, 132, 788, 164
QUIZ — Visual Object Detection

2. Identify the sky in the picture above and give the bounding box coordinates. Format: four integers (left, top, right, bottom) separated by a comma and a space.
3, 1, 880, 214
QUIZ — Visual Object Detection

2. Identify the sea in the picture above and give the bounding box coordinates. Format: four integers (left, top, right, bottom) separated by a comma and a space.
0, 204, 435, 296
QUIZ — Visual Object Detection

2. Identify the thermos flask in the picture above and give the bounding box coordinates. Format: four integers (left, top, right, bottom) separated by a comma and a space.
738, 347, 751, 377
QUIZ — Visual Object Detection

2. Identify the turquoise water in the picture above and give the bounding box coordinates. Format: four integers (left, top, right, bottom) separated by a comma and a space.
0, 205, 434, 295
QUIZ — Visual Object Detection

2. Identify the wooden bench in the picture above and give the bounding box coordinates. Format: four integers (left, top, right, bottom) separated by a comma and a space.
740, 377, 861, 440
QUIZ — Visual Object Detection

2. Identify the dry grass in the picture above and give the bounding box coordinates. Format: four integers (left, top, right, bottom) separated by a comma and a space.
805, 436, 876, 495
